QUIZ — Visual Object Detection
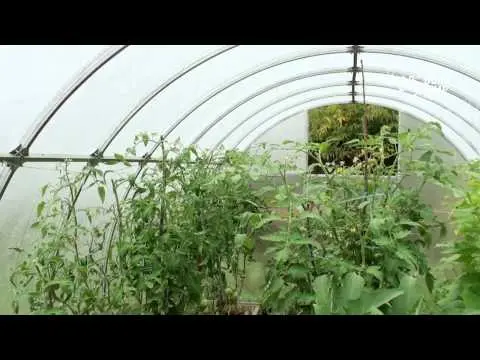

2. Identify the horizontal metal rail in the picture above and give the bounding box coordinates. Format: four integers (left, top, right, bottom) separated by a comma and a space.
0, 153, 163, 165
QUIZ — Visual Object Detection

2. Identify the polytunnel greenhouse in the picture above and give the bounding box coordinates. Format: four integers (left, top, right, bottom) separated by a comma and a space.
1, 44, 480, 315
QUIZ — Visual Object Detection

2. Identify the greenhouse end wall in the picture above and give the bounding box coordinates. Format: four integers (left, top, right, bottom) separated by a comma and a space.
249, 111, 465, 264
250, 111, 309, 169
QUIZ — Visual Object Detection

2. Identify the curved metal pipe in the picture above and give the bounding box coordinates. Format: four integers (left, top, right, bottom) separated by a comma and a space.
190, 70, 349, 145
244, 108, 468, 163
92, 45, 239, 156
211, 82, 347, 149
113, 45, 480, 202
19, 45, 129, 152
158, 47, 348, 141
190, 67, 480, 150
0, 167, 14, 201
158, 46, 480, 146
0, 46, 129, 202
363, 46, 480, 85
212, 80, 477, 150
234, 93, 478, 159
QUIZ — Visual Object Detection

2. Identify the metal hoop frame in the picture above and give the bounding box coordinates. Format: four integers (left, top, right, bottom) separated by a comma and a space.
190, 69, 479, 150
238, 94, 474, 160
2, 45, 480, 201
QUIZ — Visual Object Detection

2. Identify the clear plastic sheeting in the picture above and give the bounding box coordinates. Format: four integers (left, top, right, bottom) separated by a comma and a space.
109, 45, 351, 155
0, 45, 107, 152
2, 44, 480, 314
0, 160, 139, 313
239, 95, 474, 161
1, 45, 479, 159
30, 45, 223, 154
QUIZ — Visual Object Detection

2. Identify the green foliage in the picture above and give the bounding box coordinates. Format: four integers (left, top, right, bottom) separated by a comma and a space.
9, 121, 477, 315
308, 104, 398, 173
9, 136, 266, 315
256, 123, 457, 315
433, 160, 480, 314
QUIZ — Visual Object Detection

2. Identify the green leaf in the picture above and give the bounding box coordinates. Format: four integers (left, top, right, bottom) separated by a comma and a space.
274, 248, 290, 262
367, 307, 384, 315
254, 215, 283, 229
98, 185, 106, 204
357, 200, 370, 210
114, 153, 125, 161
361, 289, 404, 313
387, 137, 398, 145
340, 272, 365, 302
461, 286, 480, 310
439, 222, 447, 238
425, 271, 435, 294
8, 247, 23, 253
267, 277, 285, 296
442, 254, 461, 263
296, 293, 316, 306
37, 201, 46, 217
319, 142, 330, 154
234, 234, 247, 248
313, 275, 332, 313
394, 230, 411, 240
142, 133, 149, 146
366, 266, 383, 282
390, 275, 421, 314
395, 246, 417, 269
231, 174, 242, 183
372, 236, 391, 247
40, 184, 49, 197
415, 296, 424, 315
45, 280, 72, 291
261, 234, 286, 243
399, 220, 424, 229
419, 150, 433, 162
12, 300, 19, 314
287, 264, 310, 280
243, 237, 255, 251
86, 211, 93, 224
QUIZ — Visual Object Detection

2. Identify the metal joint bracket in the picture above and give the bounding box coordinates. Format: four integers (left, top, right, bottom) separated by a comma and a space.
9, 144, 29, 157
3, 157, 24, 170
347, 45, 364, 54
87, 157, 100, 168
347, 80, 360, 86
89, 149, 104, 167
5, 145, 29, 170
90, 148, 102, 158
348, 66, 361, 73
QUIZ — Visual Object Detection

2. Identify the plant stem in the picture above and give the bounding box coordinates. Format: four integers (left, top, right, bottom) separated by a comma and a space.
64, 172, 80, 262
360, 60, 368, 268
160, 136, 167, 236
